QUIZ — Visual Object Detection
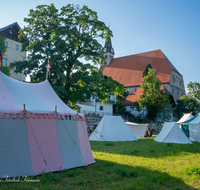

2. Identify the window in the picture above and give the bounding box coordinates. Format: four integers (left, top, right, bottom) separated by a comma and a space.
5, 42, 8, 47
10, 30, 12, 34
99, 106, 103, 111
2, 59, 7, 66
15, 45, 19, 51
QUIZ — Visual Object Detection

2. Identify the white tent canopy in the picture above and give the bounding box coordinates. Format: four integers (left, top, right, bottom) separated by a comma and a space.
177, 113, 193, 124
89, 115, 138, 141
125, 122, 147, 138
0, 71, 95, 178
154, 122, 192, 144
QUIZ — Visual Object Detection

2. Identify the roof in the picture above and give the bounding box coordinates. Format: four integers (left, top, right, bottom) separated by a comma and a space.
177, 113, 193, 124
0, 71, 76, 115
123, 86, 165, 106
123, 88, 143, 106
0, 22, 21, 42
103, 37, 114, 54
0, 22, 20, 32
101, 49, 181, 87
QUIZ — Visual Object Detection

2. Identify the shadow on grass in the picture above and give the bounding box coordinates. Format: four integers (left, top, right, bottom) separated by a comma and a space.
0, 159, 197, 190
90, 138, 200, 158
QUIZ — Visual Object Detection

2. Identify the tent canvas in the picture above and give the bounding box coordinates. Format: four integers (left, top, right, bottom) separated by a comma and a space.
89, 115, 138, 141
125, 122, 147, 138
177, 113, 193, 124
154, 122, 192, 144
0, 71, 95, 178
181, 112, 200, 142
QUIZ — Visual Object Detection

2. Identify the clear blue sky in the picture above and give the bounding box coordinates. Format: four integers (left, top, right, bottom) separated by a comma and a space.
1, 0, 200, 93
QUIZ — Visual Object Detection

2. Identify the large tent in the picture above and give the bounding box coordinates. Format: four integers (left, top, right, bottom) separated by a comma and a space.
0, 71, 95, 178
154, 122, 192, 144
89, 115, 138, 141
181, 113, 200, 142
177, 113, 193, 124
125, 122, 147, 138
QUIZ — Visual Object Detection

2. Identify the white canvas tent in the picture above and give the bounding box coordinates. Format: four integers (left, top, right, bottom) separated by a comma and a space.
125, 122, 147, 138
154, 122, 192, 144
181, 113, 200, 142
89, 115, 138, 141
177, 113, 193, 124
0, 71, 95, 178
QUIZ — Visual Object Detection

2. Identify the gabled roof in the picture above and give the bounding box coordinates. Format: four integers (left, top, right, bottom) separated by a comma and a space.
0, 22, 21, 42
0, 22, 20, 32
101, 49, 181, 87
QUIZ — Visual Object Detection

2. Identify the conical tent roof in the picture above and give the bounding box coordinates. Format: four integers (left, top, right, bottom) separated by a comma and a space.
177, 113, 193, 124
0, 71, 76, 115
154, 122, 192, 144
89, 115, 138, 141
0, 71, 95, 178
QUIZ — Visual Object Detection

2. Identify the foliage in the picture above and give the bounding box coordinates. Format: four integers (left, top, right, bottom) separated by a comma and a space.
156, 104, 174, 125
113, 90, 128, 114
0, 36, 10, 76
175, 95, 200, 119
187, 82, 200, 100
185, 166, 200, 175
10, 4, 124, 107
142, 63, 152, 78
138, 68, 171, 120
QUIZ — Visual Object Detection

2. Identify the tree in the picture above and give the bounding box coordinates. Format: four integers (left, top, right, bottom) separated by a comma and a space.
10, 4, 124, 108
175, 81, 200, 119
0, 36, 10, 76
142, 63, 152, 78
187, 82, 200, 100
175, 95, 200, 119
138, 68, 171, 120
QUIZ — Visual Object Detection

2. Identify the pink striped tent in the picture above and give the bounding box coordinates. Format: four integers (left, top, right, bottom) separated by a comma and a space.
0, 71, 95, 178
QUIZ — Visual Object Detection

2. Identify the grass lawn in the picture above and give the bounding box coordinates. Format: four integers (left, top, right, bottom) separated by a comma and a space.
1, 134, 200, 190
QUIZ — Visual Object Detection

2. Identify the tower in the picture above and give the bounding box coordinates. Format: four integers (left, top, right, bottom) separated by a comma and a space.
102, 37, 114, 66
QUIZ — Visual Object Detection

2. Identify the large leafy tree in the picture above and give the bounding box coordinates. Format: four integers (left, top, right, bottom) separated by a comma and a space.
0, 36, 10, 76
138, 68, 170, 120
175, 82, 200, 119
11, 4, 124, 108
187, 82, 200, 100
175, 95, 200, 119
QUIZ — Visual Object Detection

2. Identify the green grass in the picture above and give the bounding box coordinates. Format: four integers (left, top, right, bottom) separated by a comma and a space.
1, 135, 200, 190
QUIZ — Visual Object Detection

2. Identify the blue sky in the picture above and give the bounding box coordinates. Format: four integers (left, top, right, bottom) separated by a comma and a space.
1, 0, 200, 92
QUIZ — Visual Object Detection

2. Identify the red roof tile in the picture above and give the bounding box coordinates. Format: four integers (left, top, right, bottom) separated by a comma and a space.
101, 49, 180, 87
123, 86, 165, 106
123, 88, 143, 106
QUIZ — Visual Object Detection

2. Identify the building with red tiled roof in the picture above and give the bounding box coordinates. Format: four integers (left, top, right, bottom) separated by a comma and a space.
101, 38, 186, 107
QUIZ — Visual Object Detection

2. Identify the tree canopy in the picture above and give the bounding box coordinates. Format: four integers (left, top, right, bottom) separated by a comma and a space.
11, 4, 124, 108
138, 68, 171, 120
0, 36, 10, 76
187, 82, 200, 101
175, 82, 200, 119
142, 63, 152, 78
